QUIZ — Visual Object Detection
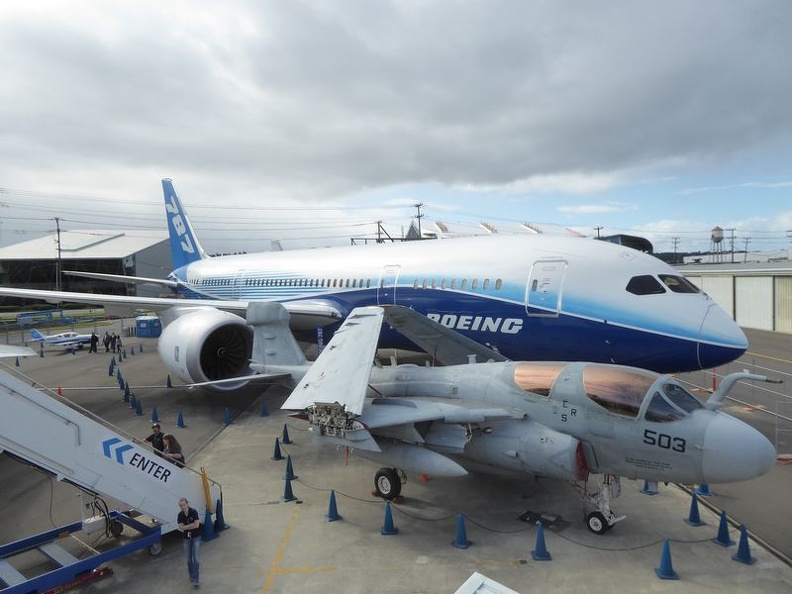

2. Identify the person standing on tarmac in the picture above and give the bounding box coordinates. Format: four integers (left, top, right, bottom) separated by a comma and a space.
177, 498, 202, 588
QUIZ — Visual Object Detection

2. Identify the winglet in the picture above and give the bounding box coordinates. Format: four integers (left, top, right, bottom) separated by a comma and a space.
162, 179, 207, 269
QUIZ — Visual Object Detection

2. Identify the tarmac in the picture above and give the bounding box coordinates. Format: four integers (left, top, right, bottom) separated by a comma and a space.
1, 320, 791, 594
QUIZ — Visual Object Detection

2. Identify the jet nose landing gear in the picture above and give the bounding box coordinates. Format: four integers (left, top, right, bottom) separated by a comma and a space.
581, 474, 626, 534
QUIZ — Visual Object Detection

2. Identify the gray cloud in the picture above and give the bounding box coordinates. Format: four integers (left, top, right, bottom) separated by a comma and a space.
0, 1, 790, 247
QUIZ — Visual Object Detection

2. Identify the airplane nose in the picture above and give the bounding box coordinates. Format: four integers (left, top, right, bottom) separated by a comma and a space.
697, 304, 748, 369
701, 414, 776, 483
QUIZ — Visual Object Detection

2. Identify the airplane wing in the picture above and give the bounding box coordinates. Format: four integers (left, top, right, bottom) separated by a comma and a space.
54, 340, 85, 349
0, 287, 344, 329
63, 270, 180, 290
281, 306, 384, 415
0, 346, 37, 358
181, 372, 294, 389
381, 305, 509, 365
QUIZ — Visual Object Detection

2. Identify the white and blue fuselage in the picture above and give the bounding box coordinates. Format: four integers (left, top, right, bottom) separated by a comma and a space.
166, 231, 745, 373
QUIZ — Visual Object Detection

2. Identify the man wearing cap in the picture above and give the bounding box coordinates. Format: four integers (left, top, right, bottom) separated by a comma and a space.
143, 423, 165, 457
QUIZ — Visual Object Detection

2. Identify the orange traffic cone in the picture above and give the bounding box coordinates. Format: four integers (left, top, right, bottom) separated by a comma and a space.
57, 385, 63, 396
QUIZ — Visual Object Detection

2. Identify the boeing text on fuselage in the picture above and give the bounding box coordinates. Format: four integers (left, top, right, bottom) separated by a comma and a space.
426, 313, 523, 335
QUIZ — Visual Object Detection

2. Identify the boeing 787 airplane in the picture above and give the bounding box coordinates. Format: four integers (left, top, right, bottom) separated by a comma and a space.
0, 179, 747, 390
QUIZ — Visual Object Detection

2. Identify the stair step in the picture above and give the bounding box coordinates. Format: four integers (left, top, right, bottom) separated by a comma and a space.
39, 542, 79, 568
0, 558, 26, 587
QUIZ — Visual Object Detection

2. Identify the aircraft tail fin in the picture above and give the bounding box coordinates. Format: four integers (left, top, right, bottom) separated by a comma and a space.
162, 179, 207, 269
30, 328, 45, 341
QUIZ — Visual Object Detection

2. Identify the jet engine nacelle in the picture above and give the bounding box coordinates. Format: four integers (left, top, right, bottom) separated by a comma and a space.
157, 308, 252, 391
464, 419, 588, 482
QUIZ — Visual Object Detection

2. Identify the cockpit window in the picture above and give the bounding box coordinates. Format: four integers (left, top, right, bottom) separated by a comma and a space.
662, 383, 703, 413
645, 383, 702, 422
584, 365, 658, 418
514, 363, 565, 397
658, 274, 700, 294
645, 392, 686, 422
626, 275, 666, 295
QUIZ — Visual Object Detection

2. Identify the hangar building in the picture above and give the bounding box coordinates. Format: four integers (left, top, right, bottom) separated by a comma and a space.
681, 261, 792, 334
0, 230, 169, 304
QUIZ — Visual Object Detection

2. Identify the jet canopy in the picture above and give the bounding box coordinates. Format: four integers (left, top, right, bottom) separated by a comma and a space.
514, 362, 704, 421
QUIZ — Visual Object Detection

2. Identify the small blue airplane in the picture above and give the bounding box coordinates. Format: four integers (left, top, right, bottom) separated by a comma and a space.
30, 328, 93, 351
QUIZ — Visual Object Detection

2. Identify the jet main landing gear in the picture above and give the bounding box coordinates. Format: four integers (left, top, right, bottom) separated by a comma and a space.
374, 467, 402, 499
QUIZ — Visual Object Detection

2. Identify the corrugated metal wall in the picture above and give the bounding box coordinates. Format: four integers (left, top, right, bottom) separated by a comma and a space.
776, 277, 792, 334
702, 276, 735, 318
682, 270, 792, 334
735, 277, 773, 330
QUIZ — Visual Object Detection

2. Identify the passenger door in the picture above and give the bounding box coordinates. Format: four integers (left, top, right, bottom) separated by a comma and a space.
377, 265, 401, 305
525, 259, 567, 317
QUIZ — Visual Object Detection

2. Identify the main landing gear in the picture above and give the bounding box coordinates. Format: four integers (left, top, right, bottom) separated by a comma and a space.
374, 467, 403, 500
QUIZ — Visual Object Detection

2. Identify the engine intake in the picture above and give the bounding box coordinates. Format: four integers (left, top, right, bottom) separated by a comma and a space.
158, 308, 252, 391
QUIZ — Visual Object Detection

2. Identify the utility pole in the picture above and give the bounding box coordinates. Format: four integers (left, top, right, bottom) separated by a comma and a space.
54, 217, 62, 292
743, 237, 751, 263
594, 226, 603, 239
413, 203, 424, 239
726, 228, 736, 263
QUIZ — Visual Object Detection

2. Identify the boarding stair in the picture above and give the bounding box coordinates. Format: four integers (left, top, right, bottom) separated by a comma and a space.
0, 370, 222, 593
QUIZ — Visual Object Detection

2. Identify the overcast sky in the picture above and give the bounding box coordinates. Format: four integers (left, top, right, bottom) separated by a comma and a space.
1, 1, 791, 255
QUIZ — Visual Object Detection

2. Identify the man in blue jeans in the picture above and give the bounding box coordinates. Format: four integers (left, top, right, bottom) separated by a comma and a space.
177, 498, 202, 588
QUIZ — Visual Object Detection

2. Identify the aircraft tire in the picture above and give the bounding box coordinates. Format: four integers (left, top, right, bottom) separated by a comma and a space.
585, 512, 609, 534
374, 467, 401, 500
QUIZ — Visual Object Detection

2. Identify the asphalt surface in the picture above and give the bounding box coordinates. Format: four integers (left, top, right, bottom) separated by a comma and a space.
677, 327, 792, 562
0, 320, 790, 593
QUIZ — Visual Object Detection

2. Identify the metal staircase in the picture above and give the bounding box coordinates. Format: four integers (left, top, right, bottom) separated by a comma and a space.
0, 368, 222, 593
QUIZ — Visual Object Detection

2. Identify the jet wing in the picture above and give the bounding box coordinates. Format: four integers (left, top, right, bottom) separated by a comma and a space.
303, 397, 521, 456
381, 305, 509, 365
282, 306, 384, 415
0, 287, 343, 328
360, 397, 521, 428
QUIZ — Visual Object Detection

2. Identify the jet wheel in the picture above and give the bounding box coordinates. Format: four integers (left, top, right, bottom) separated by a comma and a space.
585, 511, 609, 535
374, 467, 401, 500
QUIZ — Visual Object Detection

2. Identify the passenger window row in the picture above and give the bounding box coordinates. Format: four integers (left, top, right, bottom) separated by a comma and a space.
190, 276, 504, 292
411, 278, 504, 292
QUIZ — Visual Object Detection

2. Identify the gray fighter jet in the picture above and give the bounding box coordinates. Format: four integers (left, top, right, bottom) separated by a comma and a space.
251, 304, 777, 533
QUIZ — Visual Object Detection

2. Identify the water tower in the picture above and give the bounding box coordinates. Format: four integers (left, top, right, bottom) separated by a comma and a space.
710, 226, 724, 263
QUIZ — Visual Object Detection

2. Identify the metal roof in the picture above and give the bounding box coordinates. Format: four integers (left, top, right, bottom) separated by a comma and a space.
0, 230, 168, 261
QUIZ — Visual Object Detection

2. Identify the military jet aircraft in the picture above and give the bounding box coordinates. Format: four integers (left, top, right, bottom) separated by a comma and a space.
249, 303, 778, 534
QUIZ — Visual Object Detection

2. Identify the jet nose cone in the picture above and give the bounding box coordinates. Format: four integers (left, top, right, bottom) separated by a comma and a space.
697, 304, 748, 369
702, 414, 776, 483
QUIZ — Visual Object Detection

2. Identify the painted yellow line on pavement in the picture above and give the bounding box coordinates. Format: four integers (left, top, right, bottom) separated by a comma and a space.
263, 505, 301, 593
744, 350, 792, 365
262, 505, 337, 593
